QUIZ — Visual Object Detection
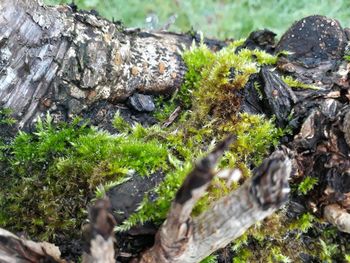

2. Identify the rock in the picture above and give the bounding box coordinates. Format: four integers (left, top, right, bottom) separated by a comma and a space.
107, 172, 164, 225
128, 93, 155, 112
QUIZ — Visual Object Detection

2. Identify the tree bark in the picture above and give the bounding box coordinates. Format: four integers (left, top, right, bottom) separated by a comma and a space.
0, 0, 198, 128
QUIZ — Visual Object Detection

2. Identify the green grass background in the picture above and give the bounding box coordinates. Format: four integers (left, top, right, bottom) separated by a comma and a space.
45, 0, 350, 39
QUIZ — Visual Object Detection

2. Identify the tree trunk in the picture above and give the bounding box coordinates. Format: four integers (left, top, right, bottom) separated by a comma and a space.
1, 0, 350, 262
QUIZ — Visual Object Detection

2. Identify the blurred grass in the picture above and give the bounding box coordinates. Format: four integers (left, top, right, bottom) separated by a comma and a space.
44, 0, 350, 39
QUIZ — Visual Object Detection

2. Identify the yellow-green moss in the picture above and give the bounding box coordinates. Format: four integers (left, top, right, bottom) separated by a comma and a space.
0, 115, 169, 240
0, 107, 16, 126
282, 75, 319, 90
119, 41, 286, 231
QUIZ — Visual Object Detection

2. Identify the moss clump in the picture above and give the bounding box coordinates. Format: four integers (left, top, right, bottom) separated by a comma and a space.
190, 42, 280, 122
154, 39, 282, 123
119, 41, 285, 231
0, 114, 169, 240
297, 176, 318, 195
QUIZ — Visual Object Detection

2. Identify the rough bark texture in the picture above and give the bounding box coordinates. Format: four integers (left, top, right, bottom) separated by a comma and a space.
82, 198, 116, 263
0, 0, 196, 128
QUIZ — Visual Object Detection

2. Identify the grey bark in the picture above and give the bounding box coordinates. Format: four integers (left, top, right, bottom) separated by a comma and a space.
0, 0, 189, 128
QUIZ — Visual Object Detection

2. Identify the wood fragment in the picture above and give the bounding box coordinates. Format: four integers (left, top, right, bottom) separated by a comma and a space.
324, 204, 350, 233
138, 144, 292, 263
82, 198, 116, 263
162, 106, 182, 128
0, 228, 64, 263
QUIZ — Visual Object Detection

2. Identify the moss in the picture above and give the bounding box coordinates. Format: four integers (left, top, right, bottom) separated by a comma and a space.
154, 39, 283, 124
120, 41, 286, 230
153, 96, 178, 122
268, 247, 292, 263
200, 255, 218, 263
297, 176, 318, 195
131, 38, 346, 263
0, 107, 16, 126
112, 110, 131, 132
289, 213, 315, 234
319, 238, 339, 262
281, 75, 319, 90
0, 115, 169, 240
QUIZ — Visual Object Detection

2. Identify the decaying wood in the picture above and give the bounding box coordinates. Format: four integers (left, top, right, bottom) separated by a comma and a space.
0, 0, 183, 128
0, 0, 227, 130
82, 198, 116, 263
0, 228, 63, 263
139, 140, 292, 263
162, 106, 181, 128
324, 204, 350, 234
0, 198, 116, 263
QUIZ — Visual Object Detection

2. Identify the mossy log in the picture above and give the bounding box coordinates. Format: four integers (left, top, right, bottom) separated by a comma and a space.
0, 0, 350, 262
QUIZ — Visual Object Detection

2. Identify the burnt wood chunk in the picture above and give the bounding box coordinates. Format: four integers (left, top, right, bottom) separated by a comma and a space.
240, 29, 276, 53
276, 15, 347, 87
276, 15, 346, 68
260, 67, 297, 126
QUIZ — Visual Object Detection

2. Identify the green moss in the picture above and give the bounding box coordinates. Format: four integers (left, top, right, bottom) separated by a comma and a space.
0, 107, 16, 126
297, 176, 318, 195
120, 42, 286, 231
319, 238, 339, 262
142, 38, 345, 263
0, 115, 169, 240
155, 39, 284, 124
232, 248, 252, 263
153, 96, 178, 122
289, 213, 315, 234
269, 247, 292, 263
112, 111, 131, 132
281, 75, 319, 90
1, 39, 288, 254
200, 255, 218, 263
